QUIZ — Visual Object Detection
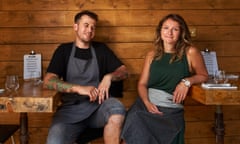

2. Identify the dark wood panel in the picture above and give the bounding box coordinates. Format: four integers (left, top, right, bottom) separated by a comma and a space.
186, 120, 240, 138
1, 26, 240, 44
0, 44, 59, 61
185, 136, 240, 144
0, 57, 239, 83
0, 59, 143, 84
0, 61, 50, 80
195, 41, 240, 56
217, 57, 240, 72
0, 43, 151, 61
1, 10, 240, 27
2, 0, 240, 10
0, 41, 239, 61
185, 105, 240, 121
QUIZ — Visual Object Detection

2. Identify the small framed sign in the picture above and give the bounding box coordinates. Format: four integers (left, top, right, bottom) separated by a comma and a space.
201, 50, 218, 76
23, 52, 42, 80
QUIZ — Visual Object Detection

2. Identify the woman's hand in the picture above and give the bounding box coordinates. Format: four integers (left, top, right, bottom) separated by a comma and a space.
144, 101, 163, 115
173, 82, 189, 103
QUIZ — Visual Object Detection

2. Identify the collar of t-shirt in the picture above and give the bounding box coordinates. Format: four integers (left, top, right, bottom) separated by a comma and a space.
74, 46, 92, 60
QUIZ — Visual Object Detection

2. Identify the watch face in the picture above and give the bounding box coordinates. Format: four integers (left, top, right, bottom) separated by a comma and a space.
182, 79, 190, 87
185, 80, 190, 87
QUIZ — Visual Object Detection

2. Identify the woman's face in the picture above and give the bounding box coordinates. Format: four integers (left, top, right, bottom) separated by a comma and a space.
161, 18, 181, 45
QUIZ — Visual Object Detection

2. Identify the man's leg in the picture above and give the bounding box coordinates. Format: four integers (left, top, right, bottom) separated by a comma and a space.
46, 122, 85, 144
89, 98, 126, 144
104, 114, 125, 144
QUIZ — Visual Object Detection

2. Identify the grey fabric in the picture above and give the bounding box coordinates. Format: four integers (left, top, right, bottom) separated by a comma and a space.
121, 98, 184, 144
52, 43, 100, 123
66, 44, 99, 86
148, 88, 183, 108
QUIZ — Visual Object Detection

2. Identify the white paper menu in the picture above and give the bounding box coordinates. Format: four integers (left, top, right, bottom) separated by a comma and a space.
23, 53, 42, 80
201, 51, 218, 76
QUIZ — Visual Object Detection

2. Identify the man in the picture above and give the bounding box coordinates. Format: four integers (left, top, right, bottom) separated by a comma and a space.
44, 10, 128, 144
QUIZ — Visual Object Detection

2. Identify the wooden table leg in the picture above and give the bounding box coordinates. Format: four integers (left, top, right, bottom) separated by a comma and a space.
20, 112, 29, 144
214, 105, 224, 144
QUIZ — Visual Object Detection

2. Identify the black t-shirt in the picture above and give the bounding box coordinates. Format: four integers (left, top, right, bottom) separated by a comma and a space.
46, 41, 124, 97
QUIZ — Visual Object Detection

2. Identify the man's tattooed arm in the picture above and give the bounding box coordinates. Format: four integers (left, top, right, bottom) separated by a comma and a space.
45, 76, 75, 93
111, 65, 129, 81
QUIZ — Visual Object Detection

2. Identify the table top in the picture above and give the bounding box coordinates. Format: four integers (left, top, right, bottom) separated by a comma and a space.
0, 81, 60, 112
190, 79, 240, 105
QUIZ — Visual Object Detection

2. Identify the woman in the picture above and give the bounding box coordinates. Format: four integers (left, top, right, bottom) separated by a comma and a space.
121, 14, 208, 144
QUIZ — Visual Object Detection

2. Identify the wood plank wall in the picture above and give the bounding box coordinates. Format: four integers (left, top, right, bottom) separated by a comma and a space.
0, 0, 240, 143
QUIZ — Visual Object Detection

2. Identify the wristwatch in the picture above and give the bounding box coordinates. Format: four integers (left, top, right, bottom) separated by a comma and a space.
182, 79, 191, 87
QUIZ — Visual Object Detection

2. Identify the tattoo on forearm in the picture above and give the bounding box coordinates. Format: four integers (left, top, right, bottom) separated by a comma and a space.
112, 70, 128, 81
47, 77, 74, 92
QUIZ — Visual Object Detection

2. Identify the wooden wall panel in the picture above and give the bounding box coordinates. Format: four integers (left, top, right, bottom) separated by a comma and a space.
1, 0, 240, 143
1, 26, 240, 44
1, 10, 240, 27
1, 0, 240, 10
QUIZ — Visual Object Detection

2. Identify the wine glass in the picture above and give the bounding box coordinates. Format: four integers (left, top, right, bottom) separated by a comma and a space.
214, 70, 228, 84
30, 71, 41, 86
5, 75, 20, 100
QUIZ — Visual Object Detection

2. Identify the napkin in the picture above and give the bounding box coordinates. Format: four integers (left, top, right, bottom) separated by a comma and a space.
201, 83, 238, 90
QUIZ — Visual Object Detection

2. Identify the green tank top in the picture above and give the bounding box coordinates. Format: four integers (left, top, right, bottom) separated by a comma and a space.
148, 53, 190, 94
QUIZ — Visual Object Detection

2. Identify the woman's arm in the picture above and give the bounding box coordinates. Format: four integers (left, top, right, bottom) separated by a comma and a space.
173, 46, 208, 103
185, 46, 209, 85
138, 51, 163, 114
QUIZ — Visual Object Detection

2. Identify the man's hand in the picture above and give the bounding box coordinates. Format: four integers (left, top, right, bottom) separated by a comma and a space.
72, 85, 99, 102
97, 74, 112, 104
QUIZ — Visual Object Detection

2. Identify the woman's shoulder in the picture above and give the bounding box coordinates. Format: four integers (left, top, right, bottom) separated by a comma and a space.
186, 45, 201, 56
146, 50, 155, 58
144, 50, 155, 64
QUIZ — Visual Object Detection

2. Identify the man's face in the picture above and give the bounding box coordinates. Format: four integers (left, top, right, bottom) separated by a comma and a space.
74, 15, 96, 43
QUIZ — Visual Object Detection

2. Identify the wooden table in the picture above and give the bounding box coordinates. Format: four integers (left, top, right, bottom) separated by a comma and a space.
0, 81, 59, 144
190, 79, 240, 144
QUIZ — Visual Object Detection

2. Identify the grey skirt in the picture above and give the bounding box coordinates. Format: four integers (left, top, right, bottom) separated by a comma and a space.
121, 97, 185, 144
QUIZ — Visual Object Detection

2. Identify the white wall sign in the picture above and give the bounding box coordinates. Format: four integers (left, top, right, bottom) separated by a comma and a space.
23, 54, 42, 80
201, 51, 218, 76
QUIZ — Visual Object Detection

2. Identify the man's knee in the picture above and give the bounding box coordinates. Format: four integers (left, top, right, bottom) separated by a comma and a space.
106, 98, 126, 114
107, 114, 125, 126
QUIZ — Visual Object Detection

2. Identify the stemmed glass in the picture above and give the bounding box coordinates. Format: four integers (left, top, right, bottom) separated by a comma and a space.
30, 71, 41, 86
214, 70, 228, 84
5, 75, 20, 100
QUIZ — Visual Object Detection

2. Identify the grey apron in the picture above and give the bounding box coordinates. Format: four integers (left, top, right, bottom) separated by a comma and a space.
121, 97, 184, 144
53, 43, 101, 123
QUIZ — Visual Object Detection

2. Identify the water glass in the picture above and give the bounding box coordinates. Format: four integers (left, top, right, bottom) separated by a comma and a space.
214, 70, 228, 84
30, 71, 41, 86
5, 75, 20, 99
